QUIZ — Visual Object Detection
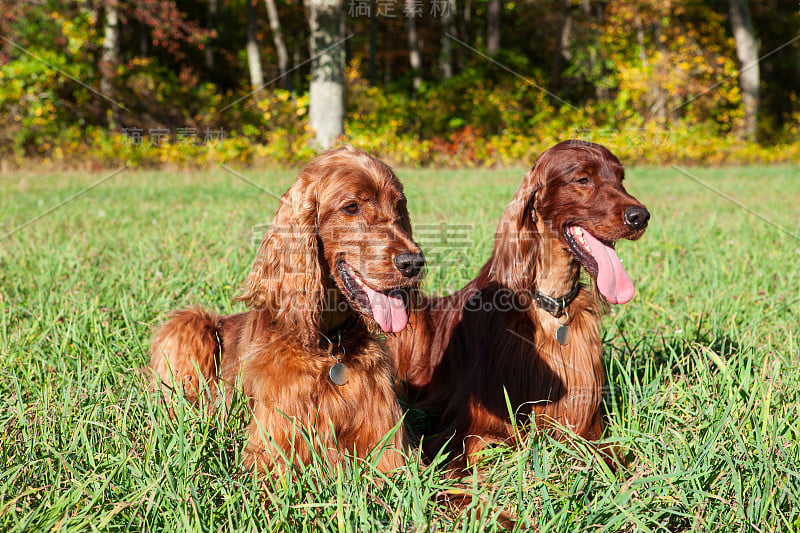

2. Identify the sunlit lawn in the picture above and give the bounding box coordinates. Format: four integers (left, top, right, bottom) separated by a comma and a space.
1, 164, 798, 530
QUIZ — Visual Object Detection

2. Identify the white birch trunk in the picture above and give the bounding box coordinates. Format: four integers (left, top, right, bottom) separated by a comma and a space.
308, 0, 345, 148
100, 0, 120, 125
405, 0, 422, 91
100, 0, 119, 97
265, 0, 291, 91
246, 0, 265, 95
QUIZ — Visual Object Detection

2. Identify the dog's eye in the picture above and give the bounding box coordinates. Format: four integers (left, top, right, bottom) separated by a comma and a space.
342, 202, 360, 215
576, 177, 590, 185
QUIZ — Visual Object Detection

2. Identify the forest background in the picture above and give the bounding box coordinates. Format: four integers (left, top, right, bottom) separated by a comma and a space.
2, 0, 799, 169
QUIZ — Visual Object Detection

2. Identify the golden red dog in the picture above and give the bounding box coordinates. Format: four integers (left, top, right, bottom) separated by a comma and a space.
149, 146, 424, 472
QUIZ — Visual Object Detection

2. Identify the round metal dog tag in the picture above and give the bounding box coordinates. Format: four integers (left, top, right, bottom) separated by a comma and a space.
329, 362, 349, 386
556, 325, 571, 346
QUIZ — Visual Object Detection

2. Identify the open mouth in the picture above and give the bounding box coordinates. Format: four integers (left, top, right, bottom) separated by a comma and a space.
563, 226, 635, 305
336, 259, 409, 334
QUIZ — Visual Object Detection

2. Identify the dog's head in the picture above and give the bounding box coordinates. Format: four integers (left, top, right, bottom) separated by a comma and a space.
240, 146, 424, 342
492, 140, 649, 304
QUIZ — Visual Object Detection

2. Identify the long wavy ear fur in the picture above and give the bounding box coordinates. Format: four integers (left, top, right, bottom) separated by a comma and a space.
237, 175, 323, 342
489, 165, 545, 292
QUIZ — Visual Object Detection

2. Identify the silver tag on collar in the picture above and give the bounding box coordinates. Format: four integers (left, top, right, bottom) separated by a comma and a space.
329, 362, 349, 386
556, 325, 571, 346
556, 309, 571, 346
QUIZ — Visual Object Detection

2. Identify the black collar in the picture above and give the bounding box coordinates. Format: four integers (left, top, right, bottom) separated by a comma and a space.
532, 284, 581, 318
319, 314, 358, 352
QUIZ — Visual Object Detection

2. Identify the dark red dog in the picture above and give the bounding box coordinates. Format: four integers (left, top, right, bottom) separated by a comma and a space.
391, 141, 650, 470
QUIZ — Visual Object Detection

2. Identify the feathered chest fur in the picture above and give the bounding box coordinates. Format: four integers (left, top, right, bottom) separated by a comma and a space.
235, 327, 405, 470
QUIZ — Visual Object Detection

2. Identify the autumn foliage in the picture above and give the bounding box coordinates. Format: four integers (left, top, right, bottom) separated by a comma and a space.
1, 0, 799, 167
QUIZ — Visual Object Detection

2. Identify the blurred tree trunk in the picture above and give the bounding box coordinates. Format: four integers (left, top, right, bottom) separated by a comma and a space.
579, 0, 608, 101
634, 14, 647, 65
246, 0, 265, 96
456, 0, 472, 69
139, 0, 149, 57
369, 0, 377, 85
308, 0, 345, 148
487, 0, 500, 55
265, 0, 292, 91
405, 0, 422, 91
204, 0, 218, 71
653, 22, 668, 120
100, 0, 119, 125
548, 0, 571, 104
439, 0, 454, 79
293, 44, 303, 95
729, 0, 759, 140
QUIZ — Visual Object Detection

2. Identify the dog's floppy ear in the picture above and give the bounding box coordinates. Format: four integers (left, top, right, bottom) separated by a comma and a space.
397, 195, 414, 236
489, 166, 544, 292
238, 175, 323, 340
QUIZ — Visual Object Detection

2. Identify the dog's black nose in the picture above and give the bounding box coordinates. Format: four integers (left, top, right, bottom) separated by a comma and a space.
624, 206, 650, 230
394, 252, 425, 278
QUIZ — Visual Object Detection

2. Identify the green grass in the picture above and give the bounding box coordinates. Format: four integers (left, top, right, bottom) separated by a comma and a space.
1, 164, 799, 531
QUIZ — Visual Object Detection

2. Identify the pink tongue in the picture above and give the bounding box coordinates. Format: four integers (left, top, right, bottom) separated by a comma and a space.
361, 284, 408, 333
580, 229, 635, 304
